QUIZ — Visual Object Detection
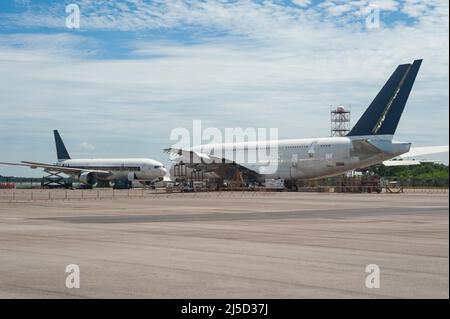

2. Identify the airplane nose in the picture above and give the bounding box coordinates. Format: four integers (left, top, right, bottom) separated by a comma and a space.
159, 167, 167, 177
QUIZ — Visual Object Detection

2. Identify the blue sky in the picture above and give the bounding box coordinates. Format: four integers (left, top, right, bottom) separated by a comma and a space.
0, 0, 448, 176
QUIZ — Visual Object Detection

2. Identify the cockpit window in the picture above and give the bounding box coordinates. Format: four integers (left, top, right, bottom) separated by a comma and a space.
154, 165, 161, 169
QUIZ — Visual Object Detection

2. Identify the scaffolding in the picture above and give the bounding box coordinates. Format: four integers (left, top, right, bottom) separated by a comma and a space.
330, 105, 351, 137
41, 170, 71, 188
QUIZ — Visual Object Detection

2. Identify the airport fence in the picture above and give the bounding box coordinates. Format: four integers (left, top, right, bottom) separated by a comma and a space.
0, 187, 280, 202
400, 187, 449, 193
0, 185, 448, 202
296, 186, 448, 194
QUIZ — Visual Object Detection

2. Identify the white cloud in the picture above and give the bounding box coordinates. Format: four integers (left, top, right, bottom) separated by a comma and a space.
326, 4, 354, 16
1, 0, 437, 32
79, 142, 96, 151
292, 0, 311, 7
0, 0, 448, 176
369, 0, 399, 11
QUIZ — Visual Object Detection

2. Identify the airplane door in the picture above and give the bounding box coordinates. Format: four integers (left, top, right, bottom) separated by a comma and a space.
308, 141, 317, 158
290, 153, 298, 179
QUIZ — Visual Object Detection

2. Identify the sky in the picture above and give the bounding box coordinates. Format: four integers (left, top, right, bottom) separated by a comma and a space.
0, 0, 448, 177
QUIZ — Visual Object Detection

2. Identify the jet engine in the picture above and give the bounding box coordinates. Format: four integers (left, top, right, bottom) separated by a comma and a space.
79, 171, 97, 186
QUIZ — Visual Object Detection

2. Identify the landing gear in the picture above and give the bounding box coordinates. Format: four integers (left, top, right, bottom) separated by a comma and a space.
285, 180, 298, 192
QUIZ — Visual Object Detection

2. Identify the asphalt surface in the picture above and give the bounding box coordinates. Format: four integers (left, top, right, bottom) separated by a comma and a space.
0, 191, 448, 298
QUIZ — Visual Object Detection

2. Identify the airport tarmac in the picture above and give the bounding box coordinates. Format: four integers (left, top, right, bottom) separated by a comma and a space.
0, 191, 448, 298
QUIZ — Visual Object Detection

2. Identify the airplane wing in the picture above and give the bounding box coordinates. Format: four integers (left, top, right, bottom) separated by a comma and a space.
0, 161, 111, 176
163, 148, 259, 176
399, 146, 449, 158
163, 148, 233, 165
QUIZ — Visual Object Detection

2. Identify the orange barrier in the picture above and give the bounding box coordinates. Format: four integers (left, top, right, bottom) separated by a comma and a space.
0, 182, 15, 189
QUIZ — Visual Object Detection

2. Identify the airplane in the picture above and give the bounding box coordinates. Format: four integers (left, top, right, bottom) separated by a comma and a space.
165, 59, 449, 185
0, 130, 168, 187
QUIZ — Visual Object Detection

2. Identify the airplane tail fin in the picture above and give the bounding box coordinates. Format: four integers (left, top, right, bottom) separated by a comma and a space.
53, 130, 71, 161
347, 59, 422, 137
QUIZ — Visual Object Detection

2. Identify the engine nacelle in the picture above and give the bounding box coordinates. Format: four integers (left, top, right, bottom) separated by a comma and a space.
79, 171, 97, 186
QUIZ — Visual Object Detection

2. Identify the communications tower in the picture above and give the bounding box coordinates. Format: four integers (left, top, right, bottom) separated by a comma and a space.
330, 105, 351, 137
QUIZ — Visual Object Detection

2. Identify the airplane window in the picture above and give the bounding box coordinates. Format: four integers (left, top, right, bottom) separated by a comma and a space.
154, 165, 162, 169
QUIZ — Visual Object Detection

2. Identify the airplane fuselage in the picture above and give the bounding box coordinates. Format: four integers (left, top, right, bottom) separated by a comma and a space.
56, 158, 167, 182
179, 135, 411, 181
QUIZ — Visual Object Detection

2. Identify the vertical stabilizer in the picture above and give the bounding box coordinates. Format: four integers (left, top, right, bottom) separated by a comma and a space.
53, 130, 71, 161
347, 59, 422, 137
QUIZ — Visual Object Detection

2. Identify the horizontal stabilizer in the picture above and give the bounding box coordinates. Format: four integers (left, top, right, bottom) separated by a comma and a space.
400, 146, 449, 158
383, 160, 422, 166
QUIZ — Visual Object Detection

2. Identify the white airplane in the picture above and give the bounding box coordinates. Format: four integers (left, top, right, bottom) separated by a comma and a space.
0, 130, 168, 187
166, 59, 448, 184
